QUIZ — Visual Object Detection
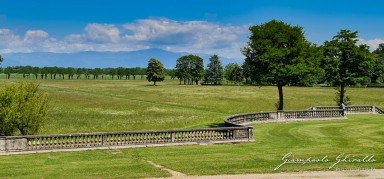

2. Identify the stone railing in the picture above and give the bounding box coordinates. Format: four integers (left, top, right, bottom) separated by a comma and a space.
309, 105, 384, 114
0, 127, 253, 152
2, 105, 382, 154
225, 109, 345, 126
224, 112, 272, 126
225, 105, 383, 127
283, 110, 344, 119
375, 107, 384, 114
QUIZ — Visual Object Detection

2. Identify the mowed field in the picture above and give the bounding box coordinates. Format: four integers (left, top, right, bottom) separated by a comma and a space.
0, 77, 384, 178
1, 77, 383, 134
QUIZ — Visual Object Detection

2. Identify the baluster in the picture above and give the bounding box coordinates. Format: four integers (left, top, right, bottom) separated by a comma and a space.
133, 133, 137, 144
122, 134, 127, 144
158, 132, 162, 143
36, 138, 40, 150
78, 136, 83, 147
56, 137, 60, 148
145, 133, 149, 144
89, 135, 94, 146
128, 134, 133, 144
138, 133, 142, 144
182, 132, 186, 141
61, 136, 66, 148
116, 134, 121, 145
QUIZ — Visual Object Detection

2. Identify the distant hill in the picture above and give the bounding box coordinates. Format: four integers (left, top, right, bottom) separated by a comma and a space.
1, 49, 242, 69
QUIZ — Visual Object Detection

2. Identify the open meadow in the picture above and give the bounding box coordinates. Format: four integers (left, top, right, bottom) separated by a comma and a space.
0, 78, 383, 178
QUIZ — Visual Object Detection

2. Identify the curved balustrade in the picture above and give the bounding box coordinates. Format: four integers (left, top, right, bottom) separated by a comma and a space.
1, 105, 382, 153
225, 105, 383, 127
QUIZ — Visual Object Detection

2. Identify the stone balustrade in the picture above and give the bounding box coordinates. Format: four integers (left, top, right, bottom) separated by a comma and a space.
0, 127, 253, 152
225, 105, 383, 126
311, 105, 383, 114
1, 105, 382, 154
224, 112, 271, 126
283, 109, 344, 119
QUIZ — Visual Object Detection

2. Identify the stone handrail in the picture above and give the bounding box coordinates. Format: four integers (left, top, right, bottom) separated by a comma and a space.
375, 107, 384, 114
224, 112, 272, 126
283, 109, 344, 119
310, 105, 384, 114
225, 109, 345, 126
225, 105, 383, 127
0, 127, 253, 152
2, 105, 382, 153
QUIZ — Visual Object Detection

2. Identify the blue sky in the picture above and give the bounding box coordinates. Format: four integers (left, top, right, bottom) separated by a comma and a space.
1, 0, 384, 60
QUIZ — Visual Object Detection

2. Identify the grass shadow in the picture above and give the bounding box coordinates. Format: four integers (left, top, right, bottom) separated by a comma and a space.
208, 122, 226, 128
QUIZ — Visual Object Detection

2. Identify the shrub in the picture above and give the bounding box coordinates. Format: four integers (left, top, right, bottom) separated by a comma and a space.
0, 81, 49, 136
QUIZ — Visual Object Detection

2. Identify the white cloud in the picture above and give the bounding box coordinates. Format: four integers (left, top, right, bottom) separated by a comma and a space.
64, 34, 83, 43
122, 18, 248, 58
0, 29, 23, 50
85, 23, 120, 43
24, 30, 49, 42
0, 18, 249, 59
359, 38, 384, 51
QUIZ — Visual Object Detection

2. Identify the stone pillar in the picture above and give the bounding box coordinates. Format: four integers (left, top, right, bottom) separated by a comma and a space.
269, 112, 278, 120
0, 137, 5, 152
277, 111, 285, 120
5, 137, 28, 152
233, 129, 248, 139
248, 128, 253, 141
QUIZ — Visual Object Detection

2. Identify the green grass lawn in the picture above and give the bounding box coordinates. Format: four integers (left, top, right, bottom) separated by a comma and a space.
1, 78, 383, 134
0, 79, 383, 178
0, 115, 382, 178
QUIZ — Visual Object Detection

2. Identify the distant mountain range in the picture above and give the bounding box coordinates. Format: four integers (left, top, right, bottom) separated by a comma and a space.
1, 48, 242, 69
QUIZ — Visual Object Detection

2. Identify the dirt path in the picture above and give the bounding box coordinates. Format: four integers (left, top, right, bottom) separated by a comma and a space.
146, 161, 384, 179
147, 160, 186, 178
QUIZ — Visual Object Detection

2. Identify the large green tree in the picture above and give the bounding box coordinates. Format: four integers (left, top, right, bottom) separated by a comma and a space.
372, 43, 384, 84
0, 54, 3, 65
203, 54, 223, 85
146, 58, 165, 86
175, 55, 204, 85
322, 30, 375, 105
242, 20, 321, 110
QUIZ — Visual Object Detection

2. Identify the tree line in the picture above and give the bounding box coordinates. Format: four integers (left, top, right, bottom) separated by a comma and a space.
0, 66, 177, 80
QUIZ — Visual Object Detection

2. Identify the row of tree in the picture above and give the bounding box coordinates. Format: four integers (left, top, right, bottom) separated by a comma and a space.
0, 66, 177, 80
0, 55, 240, 85
148, 54, 228, 86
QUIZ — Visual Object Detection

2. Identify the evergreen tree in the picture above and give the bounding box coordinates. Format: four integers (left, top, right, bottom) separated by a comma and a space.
204, 54, 223, 85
